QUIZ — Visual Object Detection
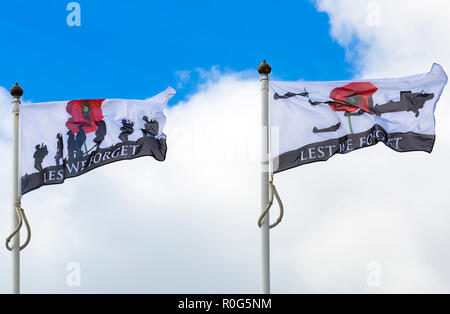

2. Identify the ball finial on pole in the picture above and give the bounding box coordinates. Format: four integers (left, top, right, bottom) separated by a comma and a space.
258, 60, 272, 75
10, 83, 23, 98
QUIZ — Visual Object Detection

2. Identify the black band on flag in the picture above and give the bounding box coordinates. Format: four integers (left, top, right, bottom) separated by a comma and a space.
274, 124, 435, 174
21, 136, 167, 195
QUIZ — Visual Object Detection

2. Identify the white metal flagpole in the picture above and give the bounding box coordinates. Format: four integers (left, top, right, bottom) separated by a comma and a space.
10, 82, 23, 294
258, 60, 272, 294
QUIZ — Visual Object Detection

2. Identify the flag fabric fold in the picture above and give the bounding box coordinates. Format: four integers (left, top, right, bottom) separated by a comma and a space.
20, 87, 175, 195
270, 64, 448, 173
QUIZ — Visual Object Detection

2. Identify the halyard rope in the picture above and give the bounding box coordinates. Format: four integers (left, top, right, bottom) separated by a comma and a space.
6, 201, 31, 251
258, 180, 284, 229
20, 207, 31, 251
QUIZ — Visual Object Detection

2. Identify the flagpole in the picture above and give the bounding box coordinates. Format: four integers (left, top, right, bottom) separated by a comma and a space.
10, 83, 23, 294
258, 60, 272, 294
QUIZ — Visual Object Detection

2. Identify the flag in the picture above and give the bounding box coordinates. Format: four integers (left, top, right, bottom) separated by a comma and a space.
270, 64, 448, 173
20, 87, 175, 195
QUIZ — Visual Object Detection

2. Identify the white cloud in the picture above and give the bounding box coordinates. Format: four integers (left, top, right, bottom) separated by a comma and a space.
315, 0, 450, 78
174, 70, 191, 89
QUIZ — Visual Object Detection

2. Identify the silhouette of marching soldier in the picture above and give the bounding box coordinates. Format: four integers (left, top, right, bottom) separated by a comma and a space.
67, 130, 77, 162
67, 125, 86, 161
33, 143, 48, 171
54, 133, 63, 166
118, 119, 134, 142
75, 125, 86, 158
93, 120, 107, 149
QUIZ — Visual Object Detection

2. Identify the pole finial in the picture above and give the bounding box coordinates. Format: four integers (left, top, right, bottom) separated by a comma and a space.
10, 83, 23, 98
258, 60, 272, 75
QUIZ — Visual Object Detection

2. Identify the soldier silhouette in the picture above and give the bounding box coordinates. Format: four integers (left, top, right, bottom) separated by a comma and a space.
136, 117, 167, 161
93, 120, 107, 149
75, 125, 86, 158
54, 133, 63, 166
33, 143, 48, 171
141, 116, 159, 138
118, 119, 134, 142
67, 130, 77, 161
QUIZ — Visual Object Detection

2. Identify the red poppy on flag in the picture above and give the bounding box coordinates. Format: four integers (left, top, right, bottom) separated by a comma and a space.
65, 99, 105, 134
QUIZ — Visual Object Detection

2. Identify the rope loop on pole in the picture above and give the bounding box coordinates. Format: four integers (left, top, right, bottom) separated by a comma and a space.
5, 201, 31, 251
6, 203, 22, 251
258, 180, 284, 229
19, 207, 31, 251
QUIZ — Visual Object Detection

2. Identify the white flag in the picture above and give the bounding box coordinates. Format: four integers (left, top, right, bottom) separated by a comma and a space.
20, 87, 175, 195
270, 64, 447, 173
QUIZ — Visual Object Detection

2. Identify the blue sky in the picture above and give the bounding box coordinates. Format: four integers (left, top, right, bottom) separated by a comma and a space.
0, 0, 351, 103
